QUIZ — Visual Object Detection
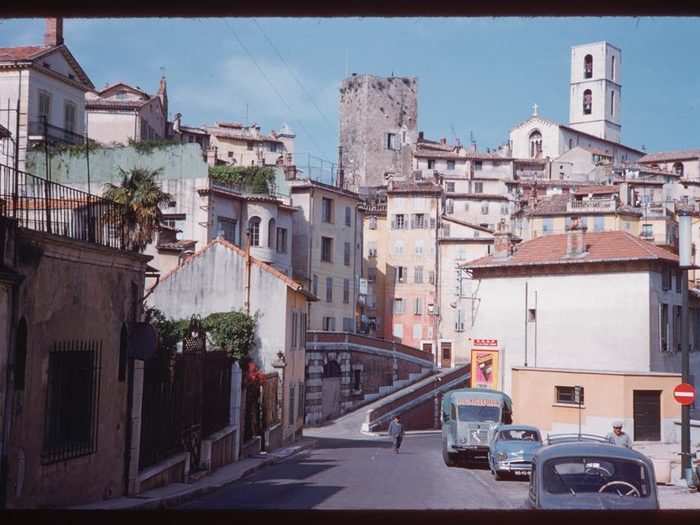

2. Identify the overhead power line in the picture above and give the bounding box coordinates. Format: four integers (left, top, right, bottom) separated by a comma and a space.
252, 18, 336, 133
221, 19, 325, 155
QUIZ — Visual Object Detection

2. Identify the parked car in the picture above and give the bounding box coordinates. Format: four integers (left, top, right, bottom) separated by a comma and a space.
527, 442, 659, 509
441, 388, 513, 466
488, 424, 543, 480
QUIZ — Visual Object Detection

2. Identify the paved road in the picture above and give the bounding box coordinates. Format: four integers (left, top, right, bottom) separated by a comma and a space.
179, 432, 530, 509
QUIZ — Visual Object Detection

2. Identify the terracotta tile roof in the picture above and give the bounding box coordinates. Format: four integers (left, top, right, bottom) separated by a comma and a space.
86, 99, 150, 111
97, 82, 151, 98
387, 181, 442, 194
525, 194, 570, 216
157, 239, 196, 252
0, 45, 51, 61
466, 230, 678, 270
639, 149, 700, 163
156, 238, 318, 301
574, 185, 619, 196
442, 216, 495, 234
580, 146, 613, 157
413, 149, 463, 160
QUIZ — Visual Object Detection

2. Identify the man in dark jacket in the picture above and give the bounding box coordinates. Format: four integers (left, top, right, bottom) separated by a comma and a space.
388, 415, 405, 453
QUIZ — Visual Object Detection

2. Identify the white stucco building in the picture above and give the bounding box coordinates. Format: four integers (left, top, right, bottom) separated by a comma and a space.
464, 227, 698, 441
0, 18, 94, 170
147, 239, 317, 444
509, 42, 645, 166
85, 79, 168, 145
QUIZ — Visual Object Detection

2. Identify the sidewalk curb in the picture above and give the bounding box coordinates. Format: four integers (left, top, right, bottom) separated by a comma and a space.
74, 439, 317, 510
361, 429, 442, 437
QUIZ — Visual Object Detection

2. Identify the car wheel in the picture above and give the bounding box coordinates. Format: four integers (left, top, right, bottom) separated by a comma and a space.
442, 445, 456, 467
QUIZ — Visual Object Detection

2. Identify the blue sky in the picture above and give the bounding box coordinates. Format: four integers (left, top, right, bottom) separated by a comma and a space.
1, 17, 699, 166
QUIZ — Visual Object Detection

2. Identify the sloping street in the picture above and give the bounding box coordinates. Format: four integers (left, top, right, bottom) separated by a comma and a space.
179, 413, 530, 510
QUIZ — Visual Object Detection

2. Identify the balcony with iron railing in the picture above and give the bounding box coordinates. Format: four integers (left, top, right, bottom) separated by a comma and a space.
0, 164, 127, 250
28, 118, 85, 147
566, 198, 617, 213
205, 176, 291, 205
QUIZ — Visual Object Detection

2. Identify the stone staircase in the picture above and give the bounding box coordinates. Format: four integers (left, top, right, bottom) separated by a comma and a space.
362, 368, 433, 403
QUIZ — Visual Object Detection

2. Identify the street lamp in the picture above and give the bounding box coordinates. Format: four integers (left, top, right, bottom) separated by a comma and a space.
677, 209, 693, 482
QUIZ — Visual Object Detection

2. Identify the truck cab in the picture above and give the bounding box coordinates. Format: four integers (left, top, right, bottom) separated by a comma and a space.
441, 388, 513, 466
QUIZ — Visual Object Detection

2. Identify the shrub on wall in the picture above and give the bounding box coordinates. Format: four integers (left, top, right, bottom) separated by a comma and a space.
208, 165, 276, 195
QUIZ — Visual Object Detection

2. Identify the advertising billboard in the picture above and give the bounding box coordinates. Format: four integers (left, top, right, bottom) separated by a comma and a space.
470, 339, 500, 390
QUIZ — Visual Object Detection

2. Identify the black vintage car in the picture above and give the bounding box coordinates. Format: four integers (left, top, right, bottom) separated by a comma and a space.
527, 442, 659, 510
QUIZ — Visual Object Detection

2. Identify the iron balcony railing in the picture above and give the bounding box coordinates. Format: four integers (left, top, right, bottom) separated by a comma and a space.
0, 164, 127, 250
566, 198, 616, 212
28, 119, 85, 146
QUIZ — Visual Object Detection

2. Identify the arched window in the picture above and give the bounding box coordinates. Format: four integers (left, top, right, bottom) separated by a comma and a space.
673, 162, 684, 176
248, 216, 261, 246
529, 130, 543, 159
267, 218, 276, 249
611, 55, 615, 80
118, 323, 128, 382
584, 54, 593, 79
14, 318, 28, 390
323, 360, 341, 378
583, 89, 592, 115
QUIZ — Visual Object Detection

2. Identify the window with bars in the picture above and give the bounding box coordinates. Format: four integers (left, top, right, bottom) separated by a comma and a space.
474, 182, 483, 193
556, 386, 584, 405
343, 279, 350, 304
345, 206, 352, 227
248, 216, 261, 246
42, 340, 102, 464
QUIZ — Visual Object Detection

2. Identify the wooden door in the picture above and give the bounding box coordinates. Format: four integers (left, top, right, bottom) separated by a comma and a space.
633, 390, 661, 441
441, 342, 452, 369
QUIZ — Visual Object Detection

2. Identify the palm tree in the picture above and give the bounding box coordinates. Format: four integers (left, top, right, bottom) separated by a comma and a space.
103, 167, 172, 252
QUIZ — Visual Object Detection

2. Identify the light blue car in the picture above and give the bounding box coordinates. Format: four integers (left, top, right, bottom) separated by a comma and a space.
488, 424, 543, 480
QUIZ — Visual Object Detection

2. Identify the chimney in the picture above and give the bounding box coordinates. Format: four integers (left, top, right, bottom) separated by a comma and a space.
173, 113, 182, 134
206, 146, 217, 166
440, 138, 447, 145
284, 164, 298, 181
44, 18, 64, 47
493, 219, 513, 259
565, 216, 587, 257
418, 131, 424, 141
470, 143, 477, 153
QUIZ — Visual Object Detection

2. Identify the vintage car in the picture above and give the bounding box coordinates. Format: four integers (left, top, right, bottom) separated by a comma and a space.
527, 442, 659, 509
488, 424, 543, 480
441, 388, 513, 466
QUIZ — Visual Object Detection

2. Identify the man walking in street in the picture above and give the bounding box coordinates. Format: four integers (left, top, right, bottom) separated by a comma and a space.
388, 415, 405, 454
606, 421, 633, 448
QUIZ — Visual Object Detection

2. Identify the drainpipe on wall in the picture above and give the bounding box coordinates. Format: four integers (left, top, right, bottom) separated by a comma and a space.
245, 230, 251, 315
433, 194, 440, 368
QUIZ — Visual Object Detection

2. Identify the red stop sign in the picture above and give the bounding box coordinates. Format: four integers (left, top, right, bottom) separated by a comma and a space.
673, 383, 696, 406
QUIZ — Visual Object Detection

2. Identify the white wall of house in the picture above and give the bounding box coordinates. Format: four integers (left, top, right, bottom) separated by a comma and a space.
290, 185, 360, 332
470, 270, 657, 396
0, 71, 28, 167
29, 69, 86, 136
86, 111, 137, 145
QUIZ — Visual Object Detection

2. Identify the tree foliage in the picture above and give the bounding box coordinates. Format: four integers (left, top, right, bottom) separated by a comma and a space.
203, 310, 257, 360
208, 165, 276, 195
102, 167, 172, 252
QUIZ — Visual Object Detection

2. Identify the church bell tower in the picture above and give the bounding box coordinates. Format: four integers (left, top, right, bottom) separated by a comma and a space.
568, 42, 622, 143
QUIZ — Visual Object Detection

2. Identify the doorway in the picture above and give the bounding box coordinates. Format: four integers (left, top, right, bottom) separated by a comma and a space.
321, 360, 342, 421
633, 390, 661, 441
441, 342, 452, 369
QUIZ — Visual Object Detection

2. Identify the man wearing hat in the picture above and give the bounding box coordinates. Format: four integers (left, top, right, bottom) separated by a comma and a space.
606, 420, 633, 448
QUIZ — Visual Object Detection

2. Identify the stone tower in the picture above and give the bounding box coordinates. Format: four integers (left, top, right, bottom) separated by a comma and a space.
568, 42, 622, 143
338, 74, 418, 192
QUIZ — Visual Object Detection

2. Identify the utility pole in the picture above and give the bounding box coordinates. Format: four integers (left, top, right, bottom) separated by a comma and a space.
678, 209, 694, 481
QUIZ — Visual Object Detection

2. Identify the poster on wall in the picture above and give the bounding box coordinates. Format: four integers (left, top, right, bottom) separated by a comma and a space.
470, 339, 501, 391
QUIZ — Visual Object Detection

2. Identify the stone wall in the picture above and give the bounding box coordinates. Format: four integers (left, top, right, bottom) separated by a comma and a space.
3, 224, 148, 508
339, 74, 418, 191
304, 332, 434, 425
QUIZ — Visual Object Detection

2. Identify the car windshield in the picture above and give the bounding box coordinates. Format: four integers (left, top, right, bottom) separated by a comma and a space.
543, 457, 651, 497
457, 405, 500, 422
499, 429, 540, 442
